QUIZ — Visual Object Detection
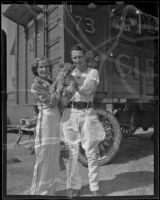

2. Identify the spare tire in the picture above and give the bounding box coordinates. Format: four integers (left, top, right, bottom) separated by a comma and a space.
78, 109, 122, 166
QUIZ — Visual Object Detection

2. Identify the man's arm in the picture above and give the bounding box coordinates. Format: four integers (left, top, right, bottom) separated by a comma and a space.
78, 79, 97, 95
75, 69, 99, 95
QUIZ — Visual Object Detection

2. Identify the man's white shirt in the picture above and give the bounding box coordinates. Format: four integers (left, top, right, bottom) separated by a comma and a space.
71, 67, 99, 102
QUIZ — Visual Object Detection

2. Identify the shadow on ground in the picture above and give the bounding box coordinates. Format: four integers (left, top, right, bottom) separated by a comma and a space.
108, 133, 154, 165
83, 171, 153, 196
56, 171, 153, 196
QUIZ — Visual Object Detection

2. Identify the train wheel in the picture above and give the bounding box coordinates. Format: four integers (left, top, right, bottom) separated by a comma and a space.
121, 125, 136, 137
78, 109, 122, 166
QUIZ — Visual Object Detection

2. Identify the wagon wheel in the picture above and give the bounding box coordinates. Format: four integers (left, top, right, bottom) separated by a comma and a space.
120, 125, 136, 137
78, 109, 122, 166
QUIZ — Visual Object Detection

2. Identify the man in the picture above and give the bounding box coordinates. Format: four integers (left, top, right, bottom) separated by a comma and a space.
61, 44, 105, 196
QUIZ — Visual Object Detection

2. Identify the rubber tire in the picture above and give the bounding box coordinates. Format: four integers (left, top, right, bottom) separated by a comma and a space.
78, 109, 122, 166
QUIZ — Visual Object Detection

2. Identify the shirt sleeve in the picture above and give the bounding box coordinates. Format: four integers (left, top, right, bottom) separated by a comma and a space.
78, 69, 99, 95
31, 83, 56, 105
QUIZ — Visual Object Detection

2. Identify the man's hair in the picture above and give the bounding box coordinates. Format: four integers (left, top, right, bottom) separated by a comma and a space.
70, 43, 87, 55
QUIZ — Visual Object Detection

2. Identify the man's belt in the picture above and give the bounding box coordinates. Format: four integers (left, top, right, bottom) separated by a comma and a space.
67, 101, 93, 109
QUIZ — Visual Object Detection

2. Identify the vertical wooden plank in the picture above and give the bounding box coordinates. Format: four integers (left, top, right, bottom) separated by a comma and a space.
16, 24, 19, 104
27, 21, 35, 105
46, 5, 65, 82
18, 26, 26, 104
25, 27, 28, 104
1, 29, 7, 192
34, 18, 37, 58
37, 15, 44, 57
44, 5, 48, 58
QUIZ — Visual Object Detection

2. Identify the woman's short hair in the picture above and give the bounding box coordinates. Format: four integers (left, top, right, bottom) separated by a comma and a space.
70, 43, 87, 55
31, 57, 50, 76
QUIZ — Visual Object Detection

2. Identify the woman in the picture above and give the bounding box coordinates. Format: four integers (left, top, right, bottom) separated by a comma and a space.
30, 57, 62, 195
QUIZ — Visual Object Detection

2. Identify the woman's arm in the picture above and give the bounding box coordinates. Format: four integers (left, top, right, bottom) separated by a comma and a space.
31, 83, 57, 105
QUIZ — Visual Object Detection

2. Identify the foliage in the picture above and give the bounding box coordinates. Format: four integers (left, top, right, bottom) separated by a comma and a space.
50, 63, 78, 107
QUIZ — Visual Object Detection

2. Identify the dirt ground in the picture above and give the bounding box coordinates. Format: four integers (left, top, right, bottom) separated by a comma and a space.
4, 128, 155, 197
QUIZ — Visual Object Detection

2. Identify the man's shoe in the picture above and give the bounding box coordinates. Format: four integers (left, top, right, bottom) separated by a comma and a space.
72, 189, 81, 196
91, 190, 102, 196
